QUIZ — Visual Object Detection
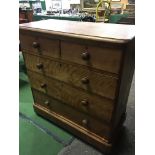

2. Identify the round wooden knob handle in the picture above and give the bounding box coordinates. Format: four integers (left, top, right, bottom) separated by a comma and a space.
36, 63, 43, 69
81, 100, 89, 106
44, 100, 49, 105
81, 52, 90, 60
40, 83, 46, 88
32, 42, 40, 48
81, 77, 89, 84
82, 119, 88, 126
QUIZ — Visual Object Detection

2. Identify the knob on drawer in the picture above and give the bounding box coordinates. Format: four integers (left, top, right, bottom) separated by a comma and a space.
81, 52, 90, 60
32, 42, 40, 48
36, 63, 43, 69
81, 100, 89, 106
82, 119, 88, 126
40, 83, 47, 88
81, 77, 89, 84
44, 100, 49, 105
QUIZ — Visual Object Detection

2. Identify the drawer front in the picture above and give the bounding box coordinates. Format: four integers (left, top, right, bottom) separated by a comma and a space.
32, 89, 111, 140
61, 41, 123, 74
24, 53, 118, 100
20, 34, 60, 58
28, 71, 114, 123
27, 70, 62, 101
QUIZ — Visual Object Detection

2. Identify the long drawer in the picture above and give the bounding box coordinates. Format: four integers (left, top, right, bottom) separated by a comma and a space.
61, 41, 123, 74
20, 33, 60, 58
32, 89, 111, 140
27, 70, 114, 123
24, 53, 118, 100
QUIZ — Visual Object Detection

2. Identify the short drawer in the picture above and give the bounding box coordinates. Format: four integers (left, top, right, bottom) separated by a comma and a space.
24, 53, 118, 100
20, 34, 60, 58
27, 71, 114, 123
32, 89, 111, 140
61, 41, 123, 74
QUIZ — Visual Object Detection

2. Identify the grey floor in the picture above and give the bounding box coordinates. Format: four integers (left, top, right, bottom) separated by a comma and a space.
58, 75, 135, 155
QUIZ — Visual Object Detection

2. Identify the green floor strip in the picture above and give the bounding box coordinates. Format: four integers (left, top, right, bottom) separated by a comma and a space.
19, 112, 74, 146
19, 77, 73, 141
20, 118, 63, 155
19, 72, 74, 155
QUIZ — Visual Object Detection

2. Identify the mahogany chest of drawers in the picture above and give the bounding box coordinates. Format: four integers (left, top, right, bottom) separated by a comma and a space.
19, 19, 135, 153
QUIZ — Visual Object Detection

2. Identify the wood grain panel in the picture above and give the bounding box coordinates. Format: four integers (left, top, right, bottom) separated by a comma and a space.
34, 104, 112, 153
61, 41, 123, 74
112, 38, 135, 131
23, 52, 118, 99
20, 33, 60, 58
61, 82, 114, 123
19, 19, 135, 42
27, 71, 114, 123
32, 89, 112, 140
27, 70, 62, 100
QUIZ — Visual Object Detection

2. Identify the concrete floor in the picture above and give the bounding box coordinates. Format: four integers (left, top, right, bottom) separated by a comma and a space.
58, 75, 135, 155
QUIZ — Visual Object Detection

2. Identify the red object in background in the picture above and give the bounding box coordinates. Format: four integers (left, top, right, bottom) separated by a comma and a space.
19, 18, 28, 24
19, 9, 33, 51
19, 9, 33, 24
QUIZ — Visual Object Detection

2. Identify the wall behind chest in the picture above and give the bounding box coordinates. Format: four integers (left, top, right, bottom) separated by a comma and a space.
45, 0, 80, 10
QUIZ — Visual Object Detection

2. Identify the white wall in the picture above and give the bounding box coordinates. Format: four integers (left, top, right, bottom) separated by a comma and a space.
45, 0, 80, 10
45, 0, 52, 10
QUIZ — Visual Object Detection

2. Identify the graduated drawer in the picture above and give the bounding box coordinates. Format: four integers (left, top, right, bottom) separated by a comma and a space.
24, 53, 118, 100
27, 70, 114, 123
32, 89, 111, 140
61, 41, 123, 74
20, 33, 60, 58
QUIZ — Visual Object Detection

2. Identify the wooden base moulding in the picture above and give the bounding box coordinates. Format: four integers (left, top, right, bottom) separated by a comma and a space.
33, 103, 113, 153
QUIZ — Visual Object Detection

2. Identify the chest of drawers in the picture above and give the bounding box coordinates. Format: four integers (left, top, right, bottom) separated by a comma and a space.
19, 19, 135, 153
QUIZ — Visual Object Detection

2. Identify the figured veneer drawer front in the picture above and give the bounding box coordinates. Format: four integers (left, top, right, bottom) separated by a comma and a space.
61, 82, 114, 123
27, 71, 114, 123
27, 70, 62, 101
61, 41, 123, 74
20, 34, 60, 58
32, 89, 111, 140
23, 53, 118, 99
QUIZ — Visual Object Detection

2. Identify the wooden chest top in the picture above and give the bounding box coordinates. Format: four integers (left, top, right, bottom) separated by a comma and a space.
19, 19, 135, 43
